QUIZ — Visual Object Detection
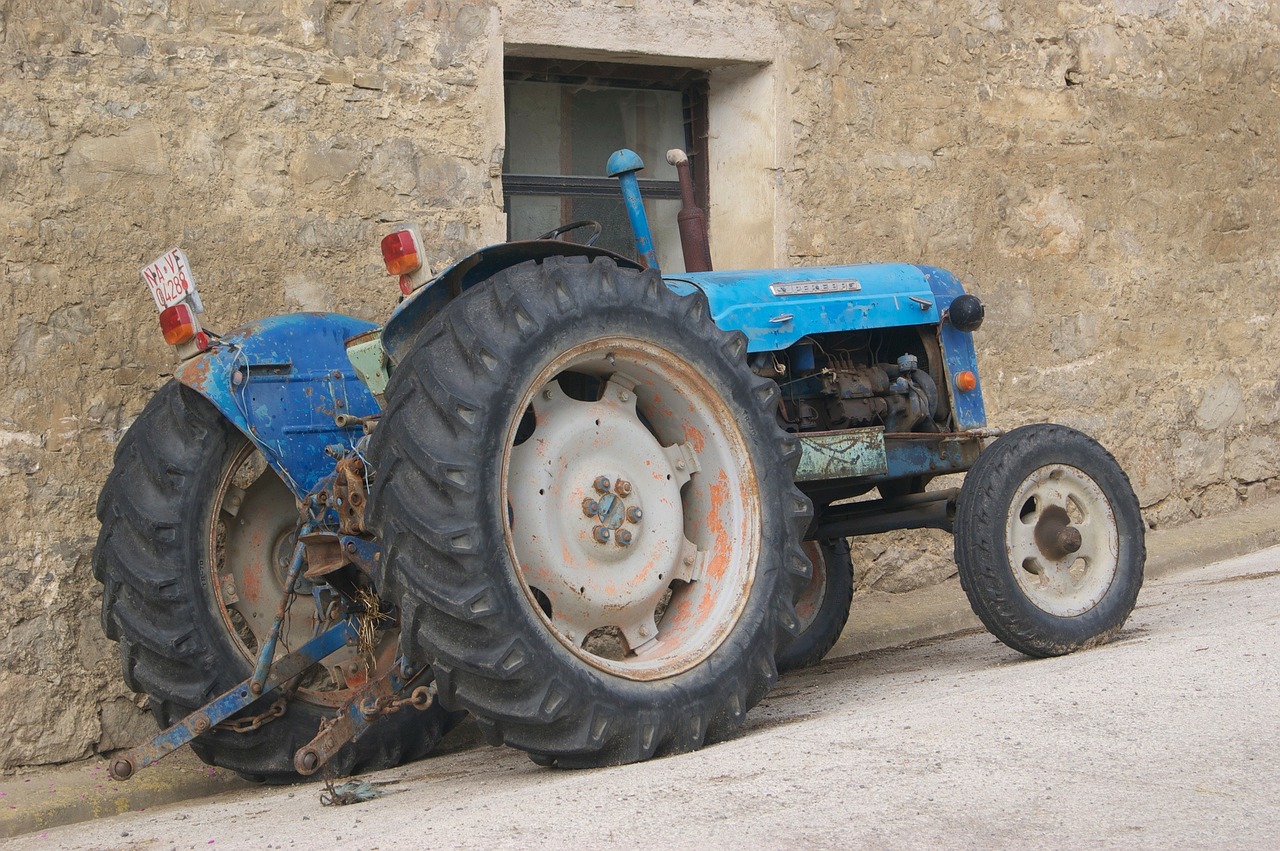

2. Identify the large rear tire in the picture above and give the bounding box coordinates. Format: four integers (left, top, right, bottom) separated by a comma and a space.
94, 382, 450, 782
369, 256, 812, 767
954, 423, 1144, 657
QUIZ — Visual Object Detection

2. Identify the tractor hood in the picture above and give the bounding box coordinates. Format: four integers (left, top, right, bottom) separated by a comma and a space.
663, 262, 952, 352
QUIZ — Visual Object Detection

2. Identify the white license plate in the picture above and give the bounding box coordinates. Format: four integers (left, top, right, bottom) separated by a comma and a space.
141, 248, 198, 312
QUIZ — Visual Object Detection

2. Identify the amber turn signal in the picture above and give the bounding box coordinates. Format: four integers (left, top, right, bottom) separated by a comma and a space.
381, 230, 422, 277
955, 370, 978, 393
159, 303, 198, 346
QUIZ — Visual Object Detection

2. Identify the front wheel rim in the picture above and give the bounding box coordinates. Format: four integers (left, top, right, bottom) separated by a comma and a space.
1005, 463, 1120, 617
502, 338, 761, 681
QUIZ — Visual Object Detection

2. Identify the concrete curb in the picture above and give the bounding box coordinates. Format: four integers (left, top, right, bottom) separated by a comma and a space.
4, 495, 1279, 839
0, 750, 250, 840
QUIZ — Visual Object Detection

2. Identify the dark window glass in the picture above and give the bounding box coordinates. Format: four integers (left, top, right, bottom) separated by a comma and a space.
503, 61, 709, 272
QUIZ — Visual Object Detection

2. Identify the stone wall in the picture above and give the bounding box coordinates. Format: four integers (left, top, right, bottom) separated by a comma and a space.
0, 0, 1276, 767
776, 0, 1280, 590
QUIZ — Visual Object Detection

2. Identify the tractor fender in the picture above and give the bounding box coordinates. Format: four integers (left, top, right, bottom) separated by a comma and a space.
175, 312, 380, 498
380, 241, 641, 366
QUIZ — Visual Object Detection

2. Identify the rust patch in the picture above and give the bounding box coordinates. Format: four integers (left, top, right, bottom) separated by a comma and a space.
333, 454, 370, 536
240, 565, 261, 605
704, 471, 732, 582
682, 422, 706, 454
176, 350, 217, 393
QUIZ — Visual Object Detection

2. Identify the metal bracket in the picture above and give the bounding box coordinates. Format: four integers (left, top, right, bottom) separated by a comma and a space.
293, 659, 432, 776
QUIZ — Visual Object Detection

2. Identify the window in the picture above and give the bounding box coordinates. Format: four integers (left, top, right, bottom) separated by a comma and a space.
503, 59, 710, 273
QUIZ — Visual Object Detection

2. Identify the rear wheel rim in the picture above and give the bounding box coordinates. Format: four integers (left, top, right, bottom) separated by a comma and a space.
208, 442, 393, 706
1005, 463, 1120, 617
502, 338, 760, 681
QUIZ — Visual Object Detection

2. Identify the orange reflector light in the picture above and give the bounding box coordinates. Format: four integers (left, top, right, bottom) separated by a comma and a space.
159, 302, 198, 346
955, 370, 978, 393
381, 230, 422, 277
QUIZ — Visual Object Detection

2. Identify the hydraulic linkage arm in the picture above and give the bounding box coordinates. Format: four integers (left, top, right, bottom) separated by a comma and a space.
109, 535, 436, 782
109, 618, 360, 781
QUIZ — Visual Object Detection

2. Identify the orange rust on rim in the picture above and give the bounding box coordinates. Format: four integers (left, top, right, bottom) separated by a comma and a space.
682, 422, 707, 454
240, 565, 262, 605
702, 472, 733, 583
625, 557, 659, 589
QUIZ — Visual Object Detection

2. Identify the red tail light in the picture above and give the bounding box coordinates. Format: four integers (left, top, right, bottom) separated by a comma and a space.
381, 230, 422, 277
159, 303, 198, 345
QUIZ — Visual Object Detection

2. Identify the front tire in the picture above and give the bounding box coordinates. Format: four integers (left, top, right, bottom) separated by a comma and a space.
93, 382, 450, 782
370, 256, 812, 767
954, 423, 1144, 657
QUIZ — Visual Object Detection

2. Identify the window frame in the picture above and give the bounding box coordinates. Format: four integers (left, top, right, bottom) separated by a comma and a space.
502, 58, 711, 239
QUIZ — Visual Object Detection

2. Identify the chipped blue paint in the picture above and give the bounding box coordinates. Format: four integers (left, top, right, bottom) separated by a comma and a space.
663, 263, 987, 432
175, 313, 379, 498
113, 619, 359, 778
883, 433, 983, 480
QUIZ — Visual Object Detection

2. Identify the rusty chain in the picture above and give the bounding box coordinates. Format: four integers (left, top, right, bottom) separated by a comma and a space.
209, 579, 427, 740
214, 698, 287, 733
309, 705, 343, 742
370, 683, 437, 716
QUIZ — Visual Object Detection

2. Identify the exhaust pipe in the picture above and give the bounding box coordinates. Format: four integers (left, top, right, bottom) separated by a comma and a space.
666, 149, 713, 272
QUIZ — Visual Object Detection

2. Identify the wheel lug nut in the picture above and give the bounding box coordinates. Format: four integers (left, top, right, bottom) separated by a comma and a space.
626, 507, 643, 523
616, 529, 632, 546
615, 479, 632, 496
592, 525, 610, 543
593, 476, 611, 493
582, 498, 600, 517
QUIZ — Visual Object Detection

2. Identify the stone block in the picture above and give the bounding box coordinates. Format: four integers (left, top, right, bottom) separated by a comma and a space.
997, 186, 1084, 259
1174, 432, 1227, 490
1195, 376, 1245, 430
1228, 435, 1280, 484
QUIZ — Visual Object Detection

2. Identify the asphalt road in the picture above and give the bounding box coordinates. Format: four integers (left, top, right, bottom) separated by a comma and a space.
14, 546, 1279, 850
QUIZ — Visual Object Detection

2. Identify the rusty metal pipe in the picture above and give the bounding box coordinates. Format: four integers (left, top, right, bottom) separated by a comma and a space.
666, 149, 713, 272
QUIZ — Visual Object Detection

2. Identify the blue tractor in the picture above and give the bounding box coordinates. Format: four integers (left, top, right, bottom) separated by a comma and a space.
95, 149, 1144, 780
